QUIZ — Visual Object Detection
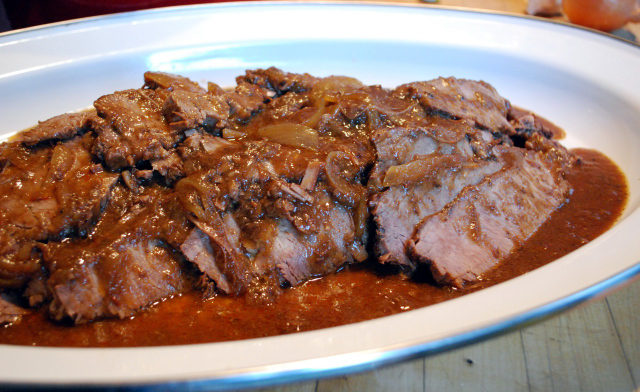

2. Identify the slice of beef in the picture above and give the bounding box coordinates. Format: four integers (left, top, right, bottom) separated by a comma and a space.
47, 236, 187, 323
250, 89, 311, 125
146, 70, 268, 128
260, 219, 312, 284
368, 118, 502, 270
175, 138, 363, 297
225, 81, 271, 122
162, 89, 230, 132
509, 106, 565, 141
151, 151, 184, 183
180, 226, 233, 294
0, 293, 29, 326
47, 138, 120, 238
17, 111, 97, 147
240, 67, 319, 96
94, 71, 272, 177
409, 147, 571, 288
187, 211, 254, 296
508, 108, 576, 174
334, 85, 417, 128
93, 88, 178, 169
372, 157, 504, 271
145, 71, 234, 132
178, 132, 236, 176
368, 119, 481, 187
178, 183, 359, 296
397, 77, 514, 135
0, 137, 119, 289
253, 190, 358, 287
45, 186, 192, 323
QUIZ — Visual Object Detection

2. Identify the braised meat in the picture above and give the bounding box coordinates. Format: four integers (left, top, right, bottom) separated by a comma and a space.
44, 186, 192, 323
16, 111, 97, 146
176, 138, 364, 296
367, 116, 505, 271
371, 157, 504, 272
0, 293, 29, 325
409, 146, 571, 288
0, 135, 119, 289
396, 77, 515, 134
0, 68, 575, 325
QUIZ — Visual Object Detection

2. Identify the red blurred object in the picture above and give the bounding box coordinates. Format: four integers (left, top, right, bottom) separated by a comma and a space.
562, 0, 640, 32
3, 0, 246, 30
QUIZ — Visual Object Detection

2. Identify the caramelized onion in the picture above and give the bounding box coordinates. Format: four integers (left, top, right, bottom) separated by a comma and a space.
175, 175, 215, 222
258, 124, 319, 150
297, 76, 365, 129
310, 76, 364, 105
0, 243, 42, 288
325, 151, 364, 207
0, 258, 39, 275
302, 99, 325, 129
353, 196, 368, 240
222, 128, 246, 140
0, 276, 27, 288
368, 87, 413, 115
382, 155, 464, 187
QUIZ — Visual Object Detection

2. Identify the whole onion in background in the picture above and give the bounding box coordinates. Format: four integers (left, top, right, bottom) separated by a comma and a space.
563, 0, 640, 31
527, 0, 640, 32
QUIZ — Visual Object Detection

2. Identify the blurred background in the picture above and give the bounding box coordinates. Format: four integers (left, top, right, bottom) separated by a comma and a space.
0, 0, 639, 38
0, 0, 244, 31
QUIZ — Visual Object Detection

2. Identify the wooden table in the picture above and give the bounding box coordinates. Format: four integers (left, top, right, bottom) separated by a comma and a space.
248, 1, 640, 391
254, 282, 640, 392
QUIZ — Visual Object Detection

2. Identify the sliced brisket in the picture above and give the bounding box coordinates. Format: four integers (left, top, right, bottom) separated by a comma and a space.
398, 77, 514, 135
93, 88, 177, 169
254, 190, 358, 287
45, 186, 192, 322
368, 119, 478, 186
17, 111, 98, 146
509, 106, 565, 141
0, 68, 580, 325
0, 293, 29, 326
225, 82, 271, 122
162, 89, 230, 132
0, 136, 119, 288
368, 118, 502, 270
180, 226, 233, 294
372, 158, 504, 271
409, 147, 571, 288
175, 138, 364, 296
240, 67, 319, 96
47, 235, 187, 322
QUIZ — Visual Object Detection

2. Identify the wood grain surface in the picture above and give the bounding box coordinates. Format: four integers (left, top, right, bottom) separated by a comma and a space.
252, 1, 640, 391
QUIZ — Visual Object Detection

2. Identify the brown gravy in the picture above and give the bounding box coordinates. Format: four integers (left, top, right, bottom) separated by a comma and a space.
0, 148, 627, 347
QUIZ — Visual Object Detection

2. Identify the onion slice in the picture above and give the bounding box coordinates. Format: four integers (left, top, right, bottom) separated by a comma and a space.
258, 124, 319, 150
325, 151, 364, 207
383, 154, 465, 187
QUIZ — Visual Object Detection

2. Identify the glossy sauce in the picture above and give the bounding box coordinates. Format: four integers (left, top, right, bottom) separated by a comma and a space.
0, 148, 627, 347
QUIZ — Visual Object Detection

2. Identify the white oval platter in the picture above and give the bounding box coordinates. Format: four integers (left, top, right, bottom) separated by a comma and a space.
0, 2, 639, 390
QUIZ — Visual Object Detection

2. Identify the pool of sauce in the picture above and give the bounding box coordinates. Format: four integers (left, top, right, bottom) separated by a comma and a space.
0, 148, 628, 347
